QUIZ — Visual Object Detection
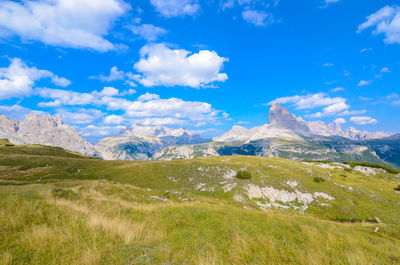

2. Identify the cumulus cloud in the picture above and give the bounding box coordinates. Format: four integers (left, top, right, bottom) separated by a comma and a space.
104, 114, 124, 124
127, 24, 167, 41
381, 67, 391, 73
242, 10, 273, 27
150, 0, 200, 18
133, 43, 228, 88
333, 118, 346, 124
358, 5, 400, 45
358, 80, 372, 86
0, 0, 129, 52
350, 116, 378, 125
270, 93, 350, 118
0, 58, 70, 100
56, 108, 104, 125
80, 124, 126, 139
91, 66, 125, 82
91, 66, 137, 87
37, 87, 228, 127
137, 92, 160, 101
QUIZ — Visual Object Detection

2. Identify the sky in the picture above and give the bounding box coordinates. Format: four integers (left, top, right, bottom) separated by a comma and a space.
0, 0, 400, 143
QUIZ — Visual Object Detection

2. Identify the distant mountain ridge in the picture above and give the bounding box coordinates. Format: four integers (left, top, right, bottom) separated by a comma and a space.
214, 103, 386, 143
0, 105, 398, 168
0, 114, 97, 156
96, 124, 211, 160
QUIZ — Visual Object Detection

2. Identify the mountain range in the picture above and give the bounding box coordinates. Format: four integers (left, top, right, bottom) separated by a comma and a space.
1, 104, 398, 168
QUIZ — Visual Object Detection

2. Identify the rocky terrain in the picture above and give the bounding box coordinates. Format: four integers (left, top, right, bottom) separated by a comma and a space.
1, 141, 399, 264
0, 104, 398, 168
0, 114, 97, 156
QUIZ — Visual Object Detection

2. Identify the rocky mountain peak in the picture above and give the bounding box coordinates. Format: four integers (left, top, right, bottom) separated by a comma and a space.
121, 124, 192, 138
268, 103, 310, 132
0, 113, 96, 156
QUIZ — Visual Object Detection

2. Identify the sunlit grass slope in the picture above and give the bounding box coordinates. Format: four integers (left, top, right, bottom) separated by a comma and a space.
1, 140, 400, 264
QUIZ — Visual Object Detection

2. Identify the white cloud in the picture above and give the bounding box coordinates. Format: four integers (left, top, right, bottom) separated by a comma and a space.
360, 48, 372, 52
137, 92, 160, 101
338, 110, 367, 116
333, 118, 346, 124
91, 66, 124, 82
80, 124, 126, 138
0, 0, 129, 52
37, 87, 228, 127
99, 87, 119, 97
270, 93, 350, 118
134, 43, 228, 88
320, 0, 340, 8
323, 62, 334, 67
0, 104, 44, 120
381, 67, 391, 73
127, 24, 167, 41
358, 80, 372, 86
0, 58, 70, 100
150, 0, 200, 18
37, 88, 95, 107
91, 66, 137, 87
242, 10, 273, 27
104, 114, 124, 124
331, 87, 344, 92
358, 5, 400, 45
350, 116, 378, 125
56, 108, 104, 125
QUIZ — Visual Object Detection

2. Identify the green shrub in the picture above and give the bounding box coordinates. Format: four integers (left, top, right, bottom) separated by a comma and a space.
236, 170, 252, 180
313, 177, 325, 183
344, 161, 399, 174
331, 217, 378, 223
5, 143, 14, 147
344, 168, 352, 172
52, 188, 80, 200
395, 185, 400, 192
340, 174, 347, 178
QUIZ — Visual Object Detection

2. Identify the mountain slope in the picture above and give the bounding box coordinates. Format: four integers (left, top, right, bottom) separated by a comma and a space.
96, 124, 211, 160
0, 114, 97, 156
1, 143, 400, 264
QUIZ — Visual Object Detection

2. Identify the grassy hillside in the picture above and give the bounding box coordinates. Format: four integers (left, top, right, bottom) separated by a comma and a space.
1, 142, 400, 264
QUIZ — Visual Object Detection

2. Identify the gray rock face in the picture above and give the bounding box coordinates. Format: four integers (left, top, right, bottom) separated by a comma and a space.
269, 103, 310, 133
95, 124, 211, 160
216, 103, 386, 143
0, 114, 97, 156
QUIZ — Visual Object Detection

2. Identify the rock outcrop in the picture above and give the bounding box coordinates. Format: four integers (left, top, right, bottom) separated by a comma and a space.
0, 114, 97, 156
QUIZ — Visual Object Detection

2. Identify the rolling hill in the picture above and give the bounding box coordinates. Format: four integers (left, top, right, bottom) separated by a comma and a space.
1, 140, 400, 264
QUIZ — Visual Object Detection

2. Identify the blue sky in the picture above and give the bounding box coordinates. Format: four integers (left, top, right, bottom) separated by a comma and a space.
0, 0, 400, 142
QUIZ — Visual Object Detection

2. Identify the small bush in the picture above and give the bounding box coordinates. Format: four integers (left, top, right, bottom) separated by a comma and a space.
313, 177, 325, 183
340, 174, 347, 178
5, 143, 14, 147
52, 188, 80, 200
394, 185, 400, 192
332, 217, 378, 223
236, 170, 252, 180
344, 168, 352, 172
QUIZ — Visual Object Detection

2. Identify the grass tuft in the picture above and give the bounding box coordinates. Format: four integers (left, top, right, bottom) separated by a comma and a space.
235, 170, 252, 179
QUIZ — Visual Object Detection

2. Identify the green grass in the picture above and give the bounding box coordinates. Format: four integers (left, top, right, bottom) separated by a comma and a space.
344, 161, 400, 174
1, 142, 400, 264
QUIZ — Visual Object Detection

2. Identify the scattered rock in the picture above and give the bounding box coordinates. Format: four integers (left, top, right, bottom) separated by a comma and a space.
150, 196, 168, 202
